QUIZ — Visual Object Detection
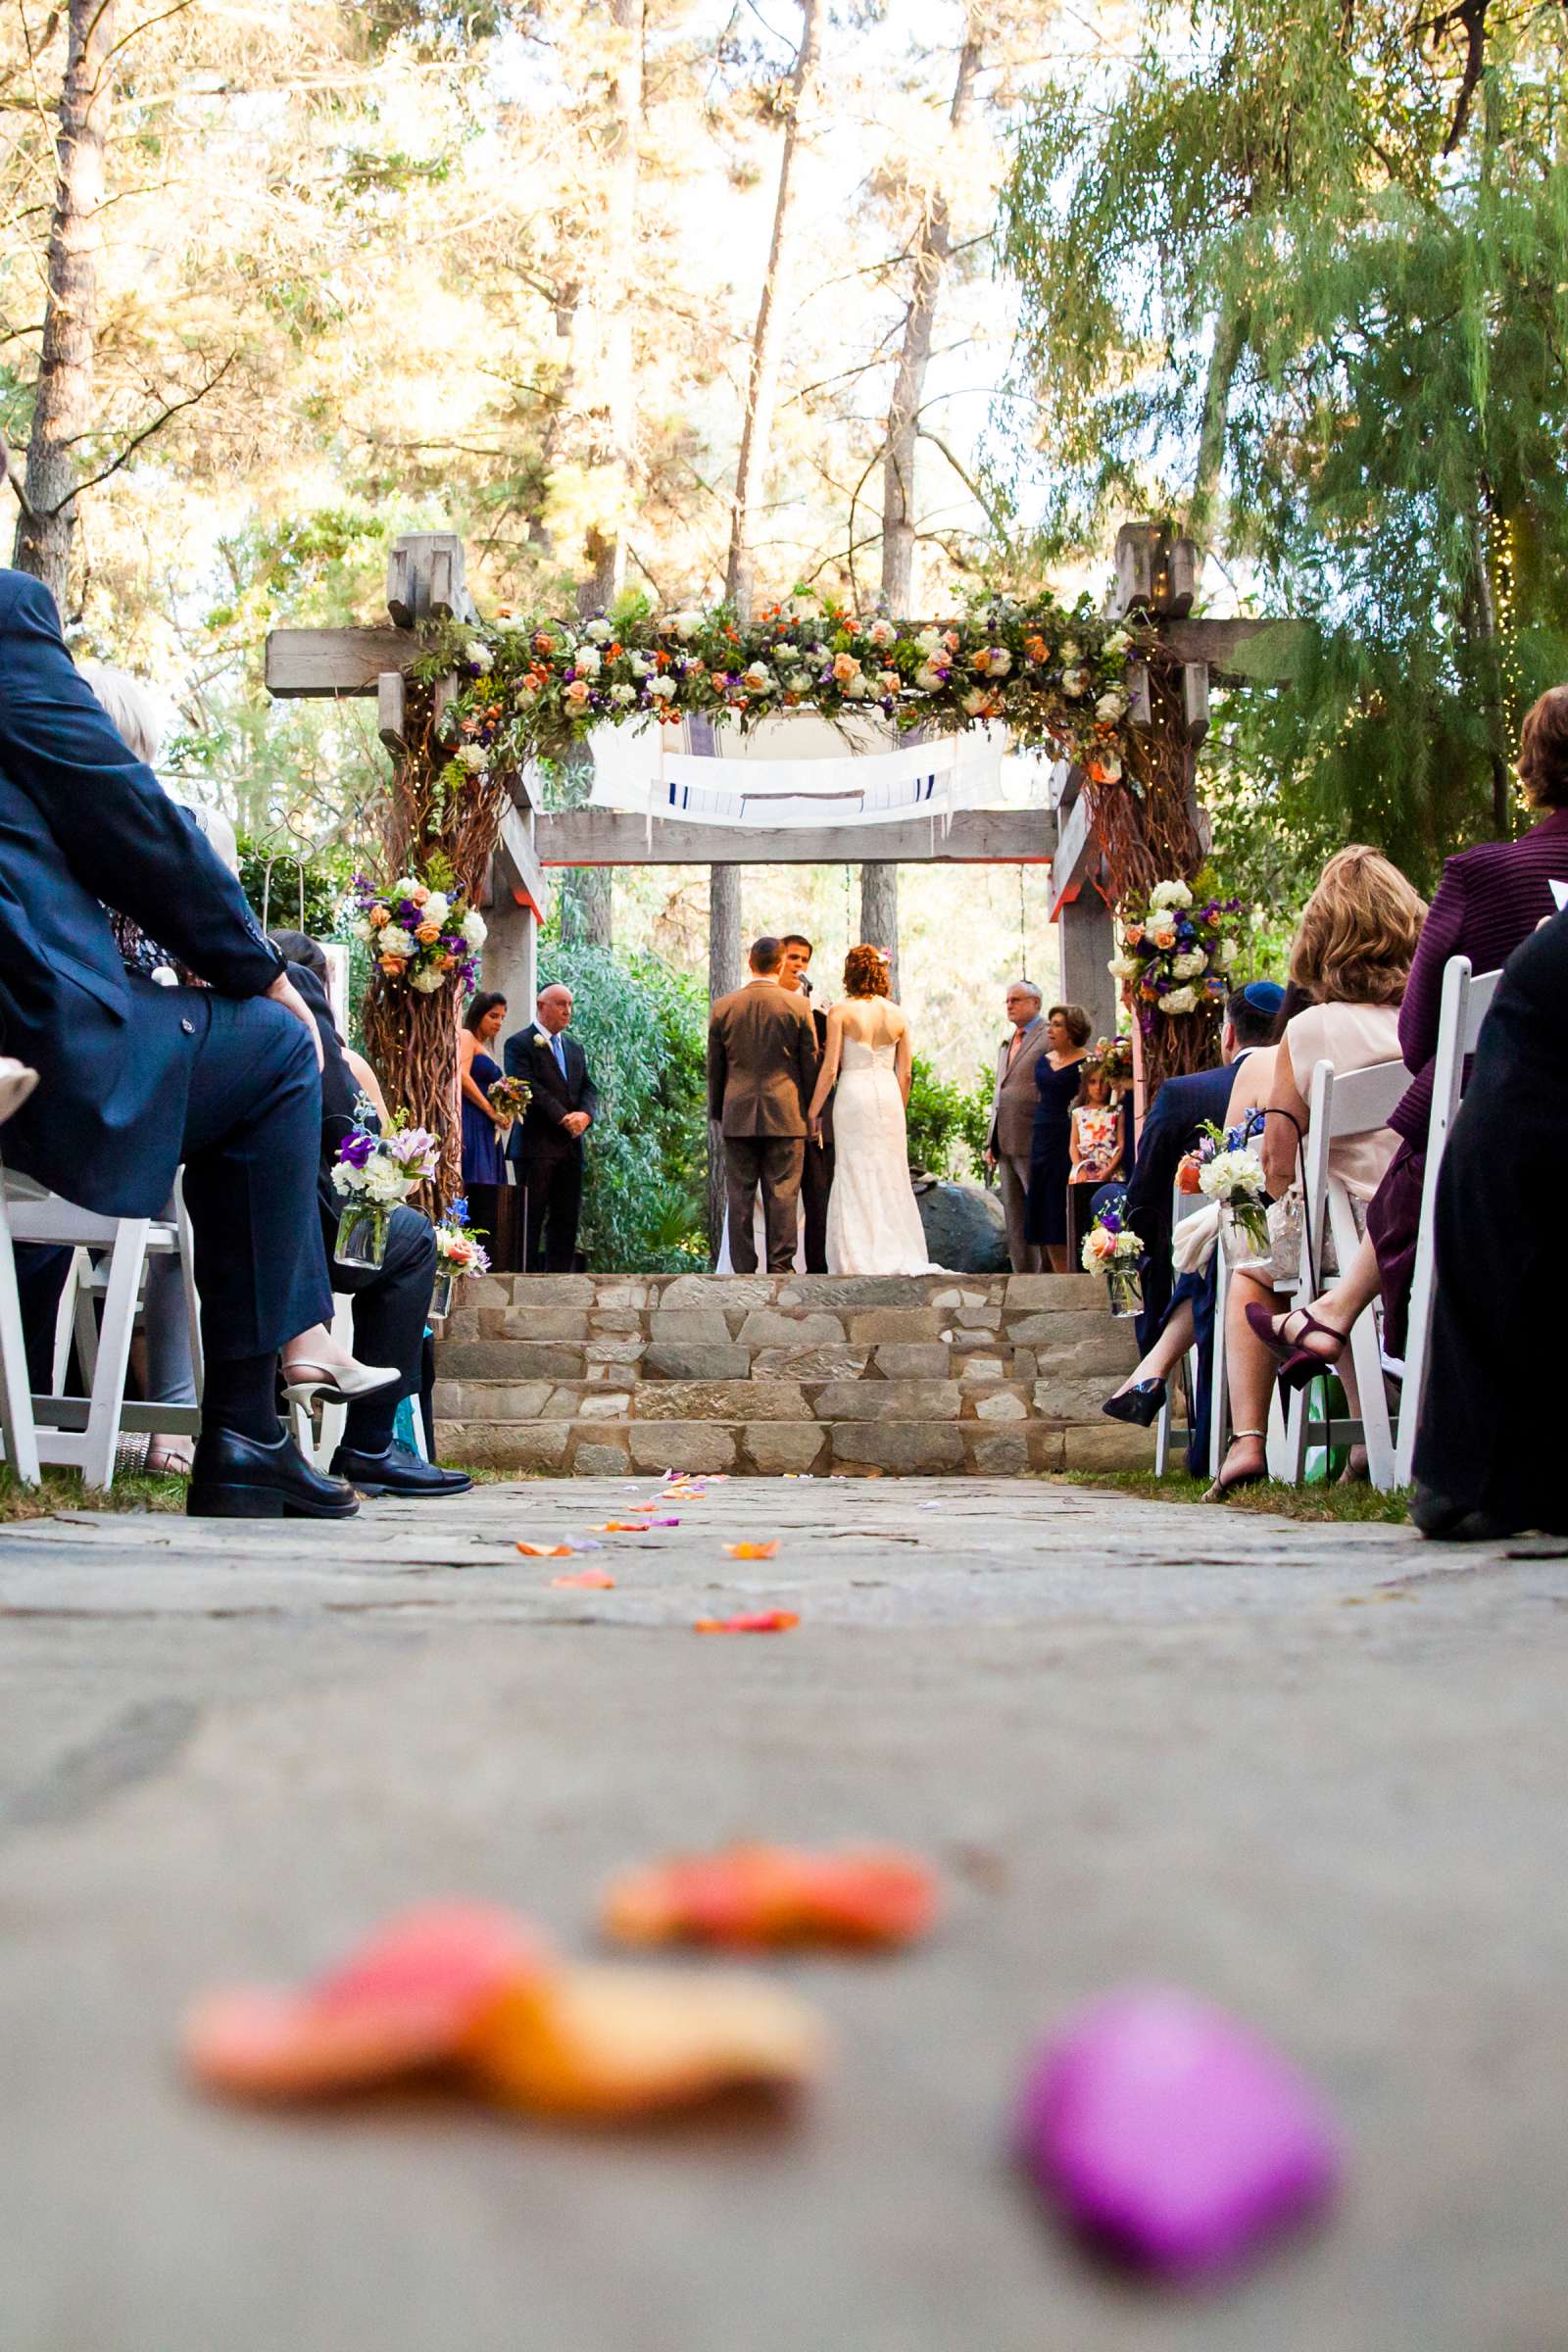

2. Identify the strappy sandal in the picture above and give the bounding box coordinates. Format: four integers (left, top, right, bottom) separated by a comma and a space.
1244, 1303, 1348, 1394
1202, 1429, 1268, 1503
145, 1439, 194, 1478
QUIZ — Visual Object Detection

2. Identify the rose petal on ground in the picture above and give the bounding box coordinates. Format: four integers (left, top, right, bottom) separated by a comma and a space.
601, 1845, 940, 1950
693, 1610, 799, 1635
589, 1522, 655, 1535
516, 1543, 574, 1558
551, 1570, 616, 1590
1015, 1988, 1343, 2278
466, 1964, 825, 2119
723, 1542, 779, 1560
185, 1903, 551, 2101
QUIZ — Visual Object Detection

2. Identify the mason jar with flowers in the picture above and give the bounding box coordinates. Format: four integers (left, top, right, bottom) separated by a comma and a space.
330, 1104, 441, 1269
430, 1198, 492, 1319
1082, 1203, 1145, 1318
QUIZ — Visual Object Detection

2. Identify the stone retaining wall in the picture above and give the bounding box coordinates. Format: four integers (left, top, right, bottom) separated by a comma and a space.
434, 1272, 1152, 1477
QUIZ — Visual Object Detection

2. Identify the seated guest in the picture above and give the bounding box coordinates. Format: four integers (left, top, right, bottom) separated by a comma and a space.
0, 488, 357, 1520
1209, 848, 1426, 1498
1252, 684, 1568, 1380
504, 984, 598, 1273
460, 990, 517, 1272
1024, 1003, 1093, 1272
1101, 980, 1285, 1459
1411, 909, 1568, 1538
269, 931, 470, 1500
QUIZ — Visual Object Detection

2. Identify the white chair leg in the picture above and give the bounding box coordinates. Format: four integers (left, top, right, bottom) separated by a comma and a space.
174, 1175, 204, 1404
73, 1253, 101, 1391
1208, 1253, 1231, 1478
0, 1206, 42, 1485
53, 1249, 86, 1394
80, 1220, 150, 1491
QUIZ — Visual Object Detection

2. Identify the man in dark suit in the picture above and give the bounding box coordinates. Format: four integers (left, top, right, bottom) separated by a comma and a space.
779, 933, 832, 1273
709, 935, 818, 1274
0, 503, 354, 1519
504, 982, 598, 1272
269, 932, 469, 1499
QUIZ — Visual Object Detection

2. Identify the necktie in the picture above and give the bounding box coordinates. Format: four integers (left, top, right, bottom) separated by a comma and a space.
552, 1034, 567, 1080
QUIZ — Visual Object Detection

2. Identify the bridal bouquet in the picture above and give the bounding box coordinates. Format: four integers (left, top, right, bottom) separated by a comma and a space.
340, 858, 487, 996
1109, 878, 1245, 1031
1193, 1121, 1271, 1259
431, 1197, 491, 1316
1082, 1204, 1144, 1317
487, 1074, 531, 1122
331, 1102, 441, 1266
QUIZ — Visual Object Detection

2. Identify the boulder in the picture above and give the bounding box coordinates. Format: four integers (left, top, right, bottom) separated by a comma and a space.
916, 1179, 1009, 1275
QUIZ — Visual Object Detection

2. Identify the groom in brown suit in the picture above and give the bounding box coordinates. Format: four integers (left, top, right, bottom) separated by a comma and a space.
709, 935, 819, 1273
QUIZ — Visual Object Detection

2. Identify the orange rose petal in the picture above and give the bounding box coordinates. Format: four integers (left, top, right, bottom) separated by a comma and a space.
465, 1964, 824, 2119
516, 1542, 574, 1558
589, 1522, 654, 1535
694, 1610, 799, 1635
185, 1903, 551, 2101
601, 1845, 940, 1951
723, 1542, 779, 1560
551, 1570, 615, 1590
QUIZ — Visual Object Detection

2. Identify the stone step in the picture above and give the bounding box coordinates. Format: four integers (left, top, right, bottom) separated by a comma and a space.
432, 1373, 1130, 1427
433, 1414, 1156, 1478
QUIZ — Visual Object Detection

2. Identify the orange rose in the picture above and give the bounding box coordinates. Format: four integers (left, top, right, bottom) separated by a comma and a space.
416, 921, 440, 946
1176, 1156, 1203, 1195
368, 906, 390, 928
379, 955, 407, 976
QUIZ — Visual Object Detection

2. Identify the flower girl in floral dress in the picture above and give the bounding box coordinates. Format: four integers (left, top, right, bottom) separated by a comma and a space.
1066, 1057, 1126, 1257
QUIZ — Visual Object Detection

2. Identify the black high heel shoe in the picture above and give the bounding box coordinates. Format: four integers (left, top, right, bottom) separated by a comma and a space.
1102, 1379, 1167, 1429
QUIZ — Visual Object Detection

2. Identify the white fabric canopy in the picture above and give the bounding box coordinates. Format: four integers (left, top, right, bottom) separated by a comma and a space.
584, 712, 1059, 831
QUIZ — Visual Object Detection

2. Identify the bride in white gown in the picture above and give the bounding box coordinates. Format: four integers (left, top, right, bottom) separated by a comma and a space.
806, 945, 942, 1277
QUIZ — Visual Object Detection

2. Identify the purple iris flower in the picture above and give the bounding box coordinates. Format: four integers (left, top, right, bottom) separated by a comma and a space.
338, 1129, 375, 1169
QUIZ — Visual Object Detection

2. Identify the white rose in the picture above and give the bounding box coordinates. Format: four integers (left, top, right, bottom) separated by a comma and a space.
867, 618, 896, 648
914, 664, 944, 692
1156, 985, 1198, 1014
670, 610, 703, 642
742, 662, 772, 691
648, 675, 675, 700
461, 910, 487, 947
877, 669, 901, 694
611, 683, 637, 706
573, 646, 602, 676
1103, 628, 1131, 659
351, 917, 372, 944
466, 642, 493, 669
774, 642, 803, 663
459, 744, 487, 771
987, 647, 1012, 676
1107, 954, 1139, 980
628, 653, 652, 678
916, 628, 944, 658
422, 892, 450, 924
1060, 639, 1083, 664
392, 877, 419, 902
1171, 950, 1207, 980
584, 618, 612, 642
1060, 666, 1089, 698
1096, 690, 1127, 722
412, 968, 446, 994
843, 672, 872, 698
378, 925, 413, 957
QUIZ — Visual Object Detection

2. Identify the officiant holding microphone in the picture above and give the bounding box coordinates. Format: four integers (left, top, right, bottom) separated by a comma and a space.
505, 983, 598, 1271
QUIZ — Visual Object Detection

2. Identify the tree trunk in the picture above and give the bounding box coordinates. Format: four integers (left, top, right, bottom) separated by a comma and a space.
1188, 298, 1250, 538
725, 0, 822, 616
707, 863, 743, 1261
858, 863, 901, 995
12, 0, 119, 602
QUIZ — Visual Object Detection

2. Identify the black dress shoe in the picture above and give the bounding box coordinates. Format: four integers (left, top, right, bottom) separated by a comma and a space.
1102, 1379, 1166, 1428
329, 1440, 472, 1498
1409, 1485, 1519, 1543
187, 1426, 359, 1519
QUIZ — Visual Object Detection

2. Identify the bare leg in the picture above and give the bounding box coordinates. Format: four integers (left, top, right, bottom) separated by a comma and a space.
1216, 1270, 1277, 1486
1111, 1298, 1195, 1396
1046, 1244, 1069, 1274
1259, 1232, 1382, 1364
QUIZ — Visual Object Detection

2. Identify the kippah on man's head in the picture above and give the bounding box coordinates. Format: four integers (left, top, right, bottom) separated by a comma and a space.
749, 935, 784, 973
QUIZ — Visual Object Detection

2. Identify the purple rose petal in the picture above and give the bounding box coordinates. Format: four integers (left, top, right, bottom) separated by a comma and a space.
1015, 1988, 1342, 2279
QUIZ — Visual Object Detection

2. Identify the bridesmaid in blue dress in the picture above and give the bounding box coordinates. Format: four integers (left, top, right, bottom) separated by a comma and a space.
1024, 1003, 1094, 1271
460, 991, 516, 1269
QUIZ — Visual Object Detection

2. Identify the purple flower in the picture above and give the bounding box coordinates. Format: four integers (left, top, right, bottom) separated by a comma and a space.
337, 1129, 375, 1170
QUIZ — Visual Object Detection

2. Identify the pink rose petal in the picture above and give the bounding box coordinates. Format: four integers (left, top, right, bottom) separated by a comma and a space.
1016, 1988, 1342, 2278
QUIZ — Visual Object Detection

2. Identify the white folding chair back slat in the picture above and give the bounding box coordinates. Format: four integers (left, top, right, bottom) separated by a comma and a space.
1393, 957, 1500, 1488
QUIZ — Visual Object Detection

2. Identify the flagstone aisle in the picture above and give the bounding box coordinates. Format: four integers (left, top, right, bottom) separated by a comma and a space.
3, 1479, 1567, 2352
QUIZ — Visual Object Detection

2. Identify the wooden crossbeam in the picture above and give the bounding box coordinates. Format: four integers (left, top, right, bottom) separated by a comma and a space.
498, 805, 551, 921
1158, 615, 1313, 683
530, 807, 1055, 868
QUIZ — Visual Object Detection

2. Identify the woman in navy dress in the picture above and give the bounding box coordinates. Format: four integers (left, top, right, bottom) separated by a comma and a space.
460, 991, 516, 1270
1023, 1003, 1094, 1271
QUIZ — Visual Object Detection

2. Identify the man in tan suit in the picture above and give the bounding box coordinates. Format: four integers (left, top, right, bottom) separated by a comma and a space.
985, 980, 1046, 1273
709, 935, 820, 1273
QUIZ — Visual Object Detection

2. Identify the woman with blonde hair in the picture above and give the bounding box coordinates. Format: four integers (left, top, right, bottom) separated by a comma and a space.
1208, 846, 1427, 1498
807, 944, 941, 1275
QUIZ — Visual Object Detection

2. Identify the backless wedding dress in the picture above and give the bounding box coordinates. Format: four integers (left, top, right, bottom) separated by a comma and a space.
827, 1023, 943, 1276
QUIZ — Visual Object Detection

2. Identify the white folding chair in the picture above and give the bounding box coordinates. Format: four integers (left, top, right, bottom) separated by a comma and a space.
1273, 1058, 1409, 1489
1392, 957, 1500, 1487
1153, 1183, 1206, 1476
0, 1162, 201, 1490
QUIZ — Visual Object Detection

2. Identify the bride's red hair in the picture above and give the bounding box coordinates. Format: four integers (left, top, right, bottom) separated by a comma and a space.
842, 944, 891, 998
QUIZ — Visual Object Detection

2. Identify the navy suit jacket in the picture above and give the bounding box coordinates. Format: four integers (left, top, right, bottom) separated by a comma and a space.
0, 567, 283, 1214
1123, 1061, 1245, 1350
503, 1024, 599, 1166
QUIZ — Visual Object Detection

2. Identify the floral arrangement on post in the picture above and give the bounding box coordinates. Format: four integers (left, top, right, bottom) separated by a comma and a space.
1082, 1202, 1144, 1317
330, 1100, 441, 1269
412, 587, 1152, 782
1190, 1120, 1271, 1263
1109, 878, 1245, 1033
430, 1196, 491, 1318
340, 857, 487, 995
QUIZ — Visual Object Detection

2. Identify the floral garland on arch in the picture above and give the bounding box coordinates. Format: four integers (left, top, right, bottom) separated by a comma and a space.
410, 587, 1155, 792
1109, 877, 1247, 1038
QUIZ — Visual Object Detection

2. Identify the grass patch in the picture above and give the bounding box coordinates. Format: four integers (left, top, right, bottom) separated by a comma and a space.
0, 1466, 188, 1524
1052, 1469, 1412, 1525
